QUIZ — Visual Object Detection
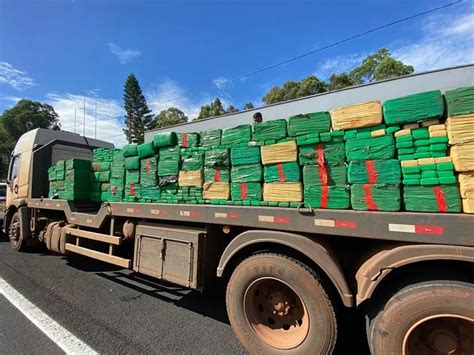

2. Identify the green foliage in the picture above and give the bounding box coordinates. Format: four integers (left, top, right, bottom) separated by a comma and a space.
0, 99, 61, 178
243, 102, 254, 110
226, 105, 240, 113
196, 98, 226, 120
123, 73, 153, 144
262, 75, 327, 104
149, 107, 188, 129
327, 72, 355, 91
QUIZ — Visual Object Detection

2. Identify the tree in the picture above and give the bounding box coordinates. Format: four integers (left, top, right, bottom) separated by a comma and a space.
0, 99, 61, 178
327, 72, 355, 91
148, 107, 188, 129
123, 73, 153, 144
244, 102, 254, 110
262, 75, 327, 105
226, 105, 240, 113
349, 48, 414, 84
196, 98, 226, 120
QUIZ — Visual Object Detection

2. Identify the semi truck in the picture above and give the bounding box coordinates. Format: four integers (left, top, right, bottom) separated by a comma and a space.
3, 65, 474, 354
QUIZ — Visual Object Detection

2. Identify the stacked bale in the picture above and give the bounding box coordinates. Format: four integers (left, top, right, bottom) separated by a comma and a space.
261, 141, 302, 206
177, 147, 205, 204
48, 166, 57, 197
288, 111, 331, 142
109, 149, 125, 202
122, 144, 141, 202
200, 129, 221, 148
253, 119, 289, 145
158, 147, 180, 203
445, 86, 474, 213
230, 146, 262, 205
60, 159, 91, 200
177, 132, 200, 148
221, 125, 252, 147
203, 148, 230, 202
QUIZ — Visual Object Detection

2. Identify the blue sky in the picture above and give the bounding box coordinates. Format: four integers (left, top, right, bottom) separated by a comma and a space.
0, 0, 473, 146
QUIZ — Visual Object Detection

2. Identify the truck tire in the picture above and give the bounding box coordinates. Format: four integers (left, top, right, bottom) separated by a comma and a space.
8, 212, 25, 251
226, 253, 337, 354
368, 280, 474, 355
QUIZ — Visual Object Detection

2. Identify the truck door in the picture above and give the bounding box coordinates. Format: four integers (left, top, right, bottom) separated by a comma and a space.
6, 154, 21, 205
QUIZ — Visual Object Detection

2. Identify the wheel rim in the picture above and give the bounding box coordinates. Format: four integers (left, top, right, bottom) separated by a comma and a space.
9, 219, 20, 248
243, 277, 310, 350
403, 314, 474, 355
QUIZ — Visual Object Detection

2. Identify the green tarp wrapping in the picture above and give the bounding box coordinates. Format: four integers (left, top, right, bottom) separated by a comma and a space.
177, 132, 200, 148
264, 162, 301, 183
347, 159, 401, 184
181, 149, 204, 170
221, 125, 252, 145
65, 169, 89, 181
140, 157, 158, 172
48, 167, 56, 181
56, 170, 65, 180
110, 178, 125, 190
65, 159, 90, 171
101, 191, 110, 201
205, 149, 229, 167
231, 182, 262, 201
252, 119, 288, 142
403, 184, 461, 212
91, 171, 110, 182
110, 166, 125, 179
125, 156, 140, 170
350, 184, 401, 211
200, 129, 221, 147
445, 86, 474, 116
159, 147, 180, 176
125, 183, 142, 200
91, 162, 110, 172
56, 160, 65, 170
288, 112, 331, 137
304, 185, 350, 209
122, 144, 138, 157
137, 142, 155, 159
231, 164, 262, 183
346, 135, 395, 161
93, 148, 114, 162
231, 146, 260, 166
383, 90, 444, 125
141, 187, 161, 201
100, 183, 110, 192
303, 164, 347, 186
299, 142, 346, 165
204, 167, 230, 183
153, 132, 177, 148
125, 170, 140, 184
113, 149, 125, 165
140, 157, 157, 187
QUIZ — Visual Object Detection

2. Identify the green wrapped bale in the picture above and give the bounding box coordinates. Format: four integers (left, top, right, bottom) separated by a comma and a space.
122, 144, 138, 157
141, 187, 161, 201
404, 184, 461, 212
65, 169, 90, 181
110, 166, 125, 179
347, 159, 401, 184
58, 185, 90, 201
231, 164, 262, 183
177, 132, 200, 148
158, 160, 180, 176
153, 132, 177, 148
181, 149, 204, 171
445, 86, 474, 116
264, 162, 300, 183
205, 149, 229, 167
304, 185, 350, 209
159, 147, 180, 161
110, 178, 125, 190
288, 112, 331, 137
221, 125, 252, 145
231, 182, 262, 201
125, 156, 140, 170
140, 157, 158, 173
125, 182, 141, 200
137, 142, 155, 159
303, 164, 347, 186
125, 170, 140, 184
200, 129, 221, 147
48, 167, 57, 181
140, 170, 157, 188
231, 146, 260, 166
299, 142, 345, 165
383, 90, 444, 125
350, 184, 401, 211
91, 162, 111, 172
56, 160, 65, 170
65, 159, 91, 171
56, 169, 65, 180
253, 119, 287, 142
91, 171, 110, 182
93, 148, 114, 162
112, 149, 125, 165
346, 135, 395, 161
204, 166, 230, 183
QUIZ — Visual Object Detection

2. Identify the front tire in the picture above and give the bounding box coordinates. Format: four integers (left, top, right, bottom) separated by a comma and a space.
368, 280, 474, 355
8, 211, 25, 251
226, 253, 337, 354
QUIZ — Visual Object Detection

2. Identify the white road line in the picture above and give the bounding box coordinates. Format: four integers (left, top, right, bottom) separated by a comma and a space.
0, 277, 97, 355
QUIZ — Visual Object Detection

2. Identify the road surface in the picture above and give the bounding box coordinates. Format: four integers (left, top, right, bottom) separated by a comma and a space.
0, 235, 369, 354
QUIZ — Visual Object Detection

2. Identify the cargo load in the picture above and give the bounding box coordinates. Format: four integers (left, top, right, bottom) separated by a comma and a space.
331, 101, 382, 130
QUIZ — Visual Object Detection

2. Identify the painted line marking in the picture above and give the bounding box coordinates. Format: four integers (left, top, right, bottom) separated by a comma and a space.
0, 277, 97, 354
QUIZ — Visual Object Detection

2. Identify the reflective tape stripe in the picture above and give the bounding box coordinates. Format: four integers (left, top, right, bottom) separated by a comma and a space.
315, 219, 357, 229
180, 210, 200, 217
389, 223, 444, 235
151, 209, 168, 216
215, 212, 240, 220
259, 215, 290, 224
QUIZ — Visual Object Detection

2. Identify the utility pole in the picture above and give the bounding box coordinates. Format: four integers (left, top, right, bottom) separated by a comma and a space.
74, 109, 77, 133
83, 96, 86, 137
94, 101, 97, 139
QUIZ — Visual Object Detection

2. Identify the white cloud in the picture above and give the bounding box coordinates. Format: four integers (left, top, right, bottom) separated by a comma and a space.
0, 61, 36, 90
107, 42, 141, 64
213, 76, 232, 90
45, 92, 127, 147
146, 80, 212, 120
313, 52, 367, 80
0, 96, 23, 104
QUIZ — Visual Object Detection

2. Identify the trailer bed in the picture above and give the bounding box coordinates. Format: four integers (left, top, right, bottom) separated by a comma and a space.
29, 199, 474, 247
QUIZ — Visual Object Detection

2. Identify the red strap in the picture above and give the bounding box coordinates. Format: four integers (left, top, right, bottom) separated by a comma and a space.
214, 167, 220, 182
320, 185, 329, 208
240, 183, 248, 200
316, 144, 328, 185
365, 160, 377, 184
277, 163, 286, 182
432, 185, 447, 212
146, 158, 151, 172
363, 184, 378, 211
182, 133, 188, 147
130, 183, 135, 196
111, 185, 117, 195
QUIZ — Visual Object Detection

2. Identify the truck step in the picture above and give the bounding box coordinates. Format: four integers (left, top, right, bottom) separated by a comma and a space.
65, 228, 122, 245
65, 243, 131, 268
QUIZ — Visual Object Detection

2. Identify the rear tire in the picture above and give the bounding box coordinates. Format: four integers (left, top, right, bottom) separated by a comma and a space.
226, 253, 337, 354
8, 212, 25, 252
368, 280, 474, 355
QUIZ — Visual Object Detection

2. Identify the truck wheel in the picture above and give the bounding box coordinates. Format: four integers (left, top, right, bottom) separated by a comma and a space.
368, 280, 474, 355
8, 212, 25, 251
226, 253, 337, 354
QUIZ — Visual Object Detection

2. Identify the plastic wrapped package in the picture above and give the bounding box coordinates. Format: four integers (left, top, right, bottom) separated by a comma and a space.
347, 159, 401, 184
200, 129, 222, 147
253, 119, 288, 142
403, 184, 461, 212
261, 141, 297, 165
450, 143, 474, 172
288, 111, 331, 137
137, 142, 155, 159
230, 146, 261, 166
303, 164, 347, 186
91, 162, 111, 172
350, 184, 401, 211
181, 149, 204, 170
177, 132, 200, 148
178, 170, 203, 187
231, 182, 262, 201
263, 182, 302, 202
299, 142, 345, 165
203, 182, 230, 200
346, 135, 395, 161
205, 148, 229, 167
446, 115, 474, 145
65, 159, 91, 171
124, 182, 142, 200
125, 156, 140, 170
153, 132, 177, 148
231, 164, 262, 183
331, 101, 382, 130
444, 86, 474, 116
204, 166, 230, 183
458, 172, 474, 198
141, 187, 161, 201
122, 144, 138, 157
221, 125, 252, 145
304, 185, 350, 209
91, 171, 110, 182
263, 162, 300, 183
125, 170, 140, 184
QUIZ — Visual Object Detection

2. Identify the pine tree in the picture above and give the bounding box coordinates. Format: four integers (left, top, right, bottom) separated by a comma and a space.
123, 73, 153, 144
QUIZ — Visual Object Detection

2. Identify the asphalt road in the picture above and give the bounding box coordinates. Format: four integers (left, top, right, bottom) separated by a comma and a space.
0, 235, 369, 354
